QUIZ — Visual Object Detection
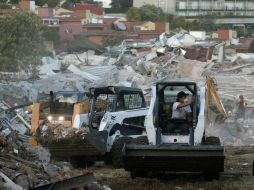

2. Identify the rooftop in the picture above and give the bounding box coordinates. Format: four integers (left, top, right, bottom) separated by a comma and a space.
69, 3, 104, 15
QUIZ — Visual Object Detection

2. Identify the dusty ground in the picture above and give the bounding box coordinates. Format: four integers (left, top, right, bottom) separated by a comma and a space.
92, 146, 254, 190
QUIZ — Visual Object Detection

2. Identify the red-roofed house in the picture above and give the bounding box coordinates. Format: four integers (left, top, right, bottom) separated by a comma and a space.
59, 23, 83, 42
36, 7, 60, 27
19, 0, 35, 11
102, 18, 118, 26
37, 7, 55, 18
70, 3, 104, 15
69, 3, 104, 23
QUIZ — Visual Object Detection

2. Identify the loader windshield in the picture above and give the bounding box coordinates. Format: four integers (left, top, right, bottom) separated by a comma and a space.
50, 91, 84, 115
55, 93, 79, 104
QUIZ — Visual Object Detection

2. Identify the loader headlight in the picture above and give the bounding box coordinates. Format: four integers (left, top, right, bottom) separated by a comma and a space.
58, 116, 64, 121
47, 116, 52, 121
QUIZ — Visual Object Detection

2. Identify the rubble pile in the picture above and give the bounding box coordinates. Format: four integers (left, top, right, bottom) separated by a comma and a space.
1, 31, 254, 148
0, 115, 51, 189
35, 123, 89, 143
0, 106, 110, 190
207, 118, 254, 146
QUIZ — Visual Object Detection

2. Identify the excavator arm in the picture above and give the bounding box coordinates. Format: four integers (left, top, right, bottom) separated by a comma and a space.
205, 76, 227, 121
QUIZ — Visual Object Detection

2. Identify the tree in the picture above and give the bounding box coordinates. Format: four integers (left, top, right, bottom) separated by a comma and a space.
190, 15, 216, 31
235, 27, 246, 37
167, 14, 174, 23
110, 0, 132, 9
139, 4, 165, 22
248, 40, 254, 53
0, 3, 11, 9
9, 0, 19, 4
126, 7, 140, 21
35, 0, 61, 8
170, 16, 192, 30
66, 35, 104, 53
61, 0, 95, 9
0, 0, 20, 4
0, 12, 45, 72
102, 35, 126, 47
42, 28, 60, 45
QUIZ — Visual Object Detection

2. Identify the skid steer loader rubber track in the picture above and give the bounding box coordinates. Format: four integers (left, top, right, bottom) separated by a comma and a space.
123, 144, 225, 174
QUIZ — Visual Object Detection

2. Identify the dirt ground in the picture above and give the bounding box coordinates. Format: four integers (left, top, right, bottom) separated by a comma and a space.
92, 146, 254, 190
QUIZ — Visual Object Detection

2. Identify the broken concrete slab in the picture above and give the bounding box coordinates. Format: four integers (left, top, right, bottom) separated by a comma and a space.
68, 64, 101, 82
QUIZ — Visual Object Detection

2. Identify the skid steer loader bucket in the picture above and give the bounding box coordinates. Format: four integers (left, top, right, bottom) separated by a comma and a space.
45, 130, 108, 159
123, 144, 225, 174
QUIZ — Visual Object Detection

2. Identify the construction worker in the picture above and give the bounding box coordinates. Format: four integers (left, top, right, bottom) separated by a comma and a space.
235, 95, 247, 119
172, 91, 192, 120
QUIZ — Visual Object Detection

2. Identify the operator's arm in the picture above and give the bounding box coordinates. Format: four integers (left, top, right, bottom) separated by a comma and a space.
176, 102, 192, 109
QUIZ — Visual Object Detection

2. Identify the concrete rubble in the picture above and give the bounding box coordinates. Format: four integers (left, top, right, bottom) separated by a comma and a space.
0, 104, 110, 190
35, 123, 89, 143
1, 30, 254, 188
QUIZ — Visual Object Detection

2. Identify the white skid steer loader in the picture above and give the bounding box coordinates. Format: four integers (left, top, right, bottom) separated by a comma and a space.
35, 86, 149, 167
123, 81, 225, 178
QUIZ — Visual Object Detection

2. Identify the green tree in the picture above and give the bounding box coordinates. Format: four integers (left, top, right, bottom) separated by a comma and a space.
0, 0, 20, 4
102, 35, 126, 47
42, 28, 60, 45
190, 15, 216, 31
235, 27, 246, 37
110, 0, 132, 9
167, 14, 174, 23
0, 2, 11, 8
139, 5, 165, 22
61, 0, 95, 9
9, 0, 19, 4
35, 0, 61, 8
126, 7, 140, 21
62, 0, 79, 8
248, 40, 254, 53
0, 12, 45, 72
170, 16, 192, 30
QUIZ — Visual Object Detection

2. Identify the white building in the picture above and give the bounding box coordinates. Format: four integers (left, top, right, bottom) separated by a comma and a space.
133, 0, 254, 17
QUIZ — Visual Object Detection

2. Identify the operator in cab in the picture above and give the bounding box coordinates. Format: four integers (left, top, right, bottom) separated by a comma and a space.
172, 91, 192, 120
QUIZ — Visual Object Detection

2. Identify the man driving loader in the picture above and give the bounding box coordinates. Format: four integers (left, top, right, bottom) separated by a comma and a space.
172, 91, 192, 120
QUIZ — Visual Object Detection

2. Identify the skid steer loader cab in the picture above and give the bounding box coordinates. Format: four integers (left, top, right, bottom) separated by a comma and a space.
88, 86, 146, 130
69, 86, 148, 157
123, 81, 225, 177
48, 91, 85, 123
155, 82, 197, 140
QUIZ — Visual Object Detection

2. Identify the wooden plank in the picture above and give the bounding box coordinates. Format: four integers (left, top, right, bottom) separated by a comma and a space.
31, 103, 40, 134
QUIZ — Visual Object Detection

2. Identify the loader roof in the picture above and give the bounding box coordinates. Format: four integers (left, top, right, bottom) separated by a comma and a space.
156, 81, 197, 86
90, 86, 143, 96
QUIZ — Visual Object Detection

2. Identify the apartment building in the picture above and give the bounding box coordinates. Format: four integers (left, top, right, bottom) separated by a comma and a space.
133, 0, 176, 14
133, 0, 254, 17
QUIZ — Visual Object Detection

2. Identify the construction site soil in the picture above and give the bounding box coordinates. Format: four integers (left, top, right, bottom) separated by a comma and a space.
92, 146, 254, 190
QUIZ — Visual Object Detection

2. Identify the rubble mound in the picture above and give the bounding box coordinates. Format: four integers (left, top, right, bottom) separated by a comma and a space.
35, 123, 88, 144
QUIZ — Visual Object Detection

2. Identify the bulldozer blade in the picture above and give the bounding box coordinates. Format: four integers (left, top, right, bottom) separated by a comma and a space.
123, 144, 225, 174
44, 131, 108, 158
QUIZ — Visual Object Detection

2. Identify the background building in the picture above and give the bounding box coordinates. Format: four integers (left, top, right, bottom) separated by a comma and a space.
133, 0, 254, 17
133, 0, 176, 14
